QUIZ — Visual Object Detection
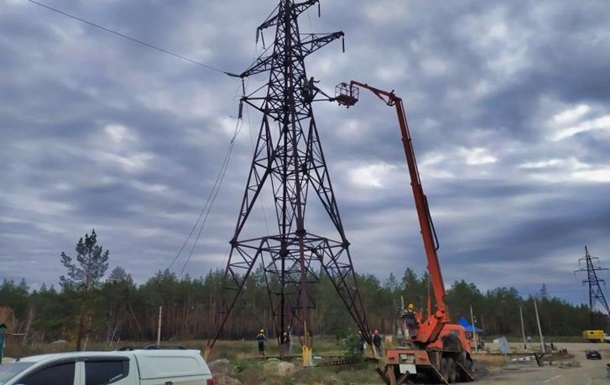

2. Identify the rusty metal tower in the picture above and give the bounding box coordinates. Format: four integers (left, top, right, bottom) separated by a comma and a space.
206, 0, 370, 363
575, 246, 610, 324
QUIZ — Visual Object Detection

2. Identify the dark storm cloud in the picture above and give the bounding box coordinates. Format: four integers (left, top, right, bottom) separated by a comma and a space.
1, 0, 609, 307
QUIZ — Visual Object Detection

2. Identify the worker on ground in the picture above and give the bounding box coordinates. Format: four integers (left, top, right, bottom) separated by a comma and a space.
357, 330, 365, 353
373, 329, 382, 358
402, 303, 419, 339
256, 329, 267, 357
283, 331, 291, 355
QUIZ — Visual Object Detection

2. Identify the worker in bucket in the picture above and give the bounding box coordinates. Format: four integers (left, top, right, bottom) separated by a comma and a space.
402, 303, 419, 339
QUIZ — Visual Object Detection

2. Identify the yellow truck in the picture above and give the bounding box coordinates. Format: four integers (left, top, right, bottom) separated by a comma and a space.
582, 330, 610, 342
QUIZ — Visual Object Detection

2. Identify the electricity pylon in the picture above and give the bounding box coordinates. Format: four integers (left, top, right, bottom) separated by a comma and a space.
575, 246, 610, 325
205, 0, 370, 365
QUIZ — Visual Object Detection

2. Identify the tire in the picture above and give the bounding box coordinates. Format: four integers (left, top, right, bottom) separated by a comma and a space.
447, 358, 457, 383
440, 357, 450, 383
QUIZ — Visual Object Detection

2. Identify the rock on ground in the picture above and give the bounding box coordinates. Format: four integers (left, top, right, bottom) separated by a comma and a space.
213, 374, 242, 385
263, 360, 298, 376
209, 358, 234, 377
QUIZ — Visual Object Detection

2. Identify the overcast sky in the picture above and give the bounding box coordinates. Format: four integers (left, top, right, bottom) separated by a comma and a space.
2, 0, 609, 310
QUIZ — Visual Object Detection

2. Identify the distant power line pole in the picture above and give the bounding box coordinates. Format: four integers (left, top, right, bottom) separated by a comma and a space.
575, 246, 610, 319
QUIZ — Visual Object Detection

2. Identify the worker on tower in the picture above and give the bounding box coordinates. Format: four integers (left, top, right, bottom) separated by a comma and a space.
256, 329, 267, 357
402, 303, 419, 339
301, 75, 320, 102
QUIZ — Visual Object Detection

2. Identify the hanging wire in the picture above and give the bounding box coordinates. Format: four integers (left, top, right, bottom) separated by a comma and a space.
172, 117, 244, 276
172, 29, 270, 275
24, 0, 282, 276
166, 68, 247, 275
26, 0, 240, 77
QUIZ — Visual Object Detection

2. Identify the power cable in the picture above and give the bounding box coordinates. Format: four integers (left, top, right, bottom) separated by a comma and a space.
170, 76, 246, 275
172, 117, 244, 277
179, 121, 242, 277
26, 0, 240, 77
24, 0, 278, 275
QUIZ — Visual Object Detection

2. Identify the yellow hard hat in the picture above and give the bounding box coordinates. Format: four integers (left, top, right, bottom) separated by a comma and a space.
407, 303, 414, 310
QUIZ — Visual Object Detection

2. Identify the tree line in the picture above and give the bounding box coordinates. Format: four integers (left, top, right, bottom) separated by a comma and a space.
0, 230, 604, 349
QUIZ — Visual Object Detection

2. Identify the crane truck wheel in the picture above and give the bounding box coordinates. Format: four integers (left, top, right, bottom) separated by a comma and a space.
440, 357, 451, 383
440, 356, 457, 383
455, 351, 475, 382
455, 351, 466, 381
448, 358, 457, 383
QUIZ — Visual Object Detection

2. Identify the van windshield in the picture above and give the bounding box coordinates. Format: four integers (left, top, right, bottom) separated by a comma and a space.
0, 362, 35, 385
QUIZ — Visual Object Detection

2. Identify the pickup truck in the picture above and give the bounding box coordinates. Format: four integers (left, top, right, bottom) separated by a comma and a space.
0, 347, 215, 385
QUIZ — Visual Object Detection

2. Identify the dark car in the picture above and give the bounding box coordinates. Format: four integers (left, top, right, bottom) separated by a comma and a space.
585, 348, 602, 359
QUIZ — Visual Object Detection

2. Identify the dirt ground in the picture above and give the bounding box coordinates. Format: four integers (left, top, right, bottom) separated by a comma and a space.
3, 341, 609, 384
473, 342, 609, 385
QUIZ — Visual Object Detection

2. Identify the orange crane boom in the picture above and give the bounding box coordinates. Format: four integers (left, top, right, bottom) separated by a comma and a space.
335, 81, 475, 385
336, 81, 448, 343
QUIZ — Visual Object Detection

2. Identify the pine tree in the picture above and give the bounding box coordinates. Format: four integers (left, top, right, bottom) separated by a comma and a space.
60, 229, 109, 350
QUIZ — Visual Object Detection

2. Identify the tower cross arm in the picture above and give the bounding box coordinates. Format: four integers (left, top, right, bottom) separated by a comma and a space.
256, 1, 319, 32
239, 55, 276, 78
293, 0, 320, 15
300, 31, 344, 56
258, 13, 280, 32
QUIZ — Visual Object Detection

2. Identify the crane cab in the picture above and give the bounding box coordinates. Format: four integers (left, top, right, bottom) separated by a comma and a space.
335, 82, 359, 107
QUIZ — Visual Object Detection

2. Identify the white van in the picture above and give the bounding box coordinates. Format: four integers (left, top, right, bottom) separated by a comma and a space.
0, 348, 215, 385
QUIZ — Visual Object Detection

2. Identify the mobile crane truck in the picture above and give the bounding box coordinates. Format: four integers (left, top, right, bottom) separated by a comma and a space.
335, 81, 475, 385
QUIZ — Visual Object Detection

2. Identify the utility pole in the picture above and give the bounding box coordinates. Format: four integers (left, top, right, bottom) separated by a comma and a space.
156, 306, 162, 346
470, 305, 477, 353
206, 0, 371, 364
533, 298, 545, 354
0, 323, 6, 364
519, 306, 527, 349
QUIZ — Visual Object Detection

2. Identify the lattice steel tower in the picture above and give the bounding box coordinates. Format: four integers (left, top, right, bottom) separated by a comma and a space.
206, 0, 370, 363
576, 246, 610, 319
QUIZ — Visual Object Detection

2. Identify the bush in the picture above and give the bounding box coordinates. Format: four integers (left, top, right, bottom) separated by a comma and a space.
341, 331, 364, 362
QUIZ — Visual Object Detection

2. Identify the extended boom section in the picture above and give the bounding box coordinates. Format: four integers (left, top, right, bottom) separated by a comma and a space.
336, 81, 475, 384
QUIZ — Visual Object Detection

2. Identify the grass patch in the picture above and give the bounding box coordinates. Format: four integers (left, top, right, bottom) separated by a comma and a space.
232, 361, 381, 385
